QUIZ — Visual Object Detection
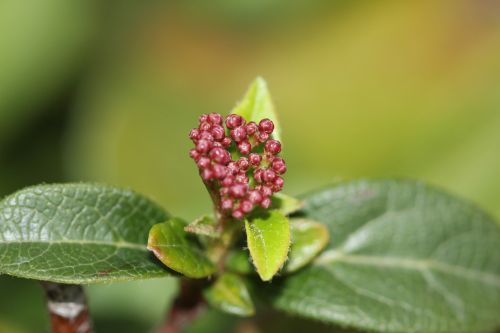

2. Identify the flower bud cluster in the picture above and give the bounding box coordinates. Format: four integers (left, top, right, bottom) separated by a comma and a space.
189, 113, 286, 219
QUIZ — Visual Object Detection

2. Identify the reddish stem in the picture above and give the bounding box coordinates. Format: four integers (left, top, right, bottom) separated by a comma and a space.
155, 279, 206, 333
156, 175, 237, 333
41, 282, 93, 333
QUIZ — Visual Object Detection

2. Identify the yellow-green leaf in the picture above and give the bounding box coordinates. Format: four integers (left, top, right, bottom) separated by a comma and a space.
285, 218, 329, 273
184, 216, 220, 238
148, 218, 216, 278
230, 77, 281, 142
271, 193, 304, 216
245, 210, 290, 281
225, 249, 253, 275
203, 273, 255, 317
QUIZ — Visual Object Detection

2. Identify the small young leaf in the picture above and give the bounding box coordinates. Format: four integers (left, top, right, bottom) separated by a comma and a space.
269, 180, 500, 333
228, 219, 329, 275
231, 77, 281, 142
203, 273, 255, 317
184, 216, 220, 238
148, 218, 216, 278
271, 193, 304, 216
245, 210, 290, 281
225, 249, 253, 275
284, 219, 329, 273
0, 183, 170, 284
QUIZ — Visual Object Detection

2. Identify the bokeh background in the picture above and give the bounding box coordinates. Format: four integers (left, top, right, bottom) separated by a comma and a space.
1, 0, 499, 332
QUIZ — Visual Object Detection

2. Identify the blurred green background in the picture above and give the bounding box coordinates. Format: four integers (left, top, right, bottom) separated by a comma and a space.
1, 0, 499, 332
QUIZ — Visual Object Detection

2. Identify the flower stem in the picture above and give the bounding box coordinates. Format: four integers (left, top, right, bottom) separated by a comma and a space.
201, 177, 226, 228
41, 282, 93, 333
156, 174, 240, 333
202, 176, 240, 269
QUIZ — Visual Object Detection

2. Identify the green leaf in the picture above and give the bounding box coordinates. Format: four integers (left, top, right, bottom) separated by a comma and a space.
225, 249, 253, 275
245, 210, 290, 281
285, 218, 329, 273
231, 77, 281, 142
0, 183, 170, 284
148, 218, 216, 278
269, 180, 500, 333
203, 273, 255, 317
228, 218, 329, 275
184, 216, 220, 238
271, 193, 304, 216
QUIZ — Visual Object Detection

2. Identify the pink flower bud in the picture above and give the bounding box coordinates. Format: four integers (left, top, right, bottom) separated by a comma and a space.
230, 126, 247, 142
249, 153, 261, 166
201, 169, 213, 181
246, 121, 258, 135
221, 198, 233, 210
222, 137, 232, 148
212, 164, 227, 179
208, 113, 223, 125
248, 190, 263, 204
189, 149, 200, 161
259, 118, 274, 134
199, 114, 208, 124
258, 132, 269, 143
227, 162, 239, 175
262, 169, 276, 183
197, 157, 210, 169
238, 141, 251, 155
196, 139, 212, 153
226, 114, 244, 129
261, 197, 272, 209
235, 173, 249, 184
209, 147, 230, 164
271, 157, 287, 174
230, 184, 247, 198
200, 131, 214, 141
260, 185, 273, 197
211, 125, 225, 141
274, 176, 284, 191
240, 200, 254, 213
222, 175, 234, 187
232, 209, 244, 219
200, 122, 211, 132
265, 139, 281, 155
189, 128, 200, 141
253, 168, 263, 183
237, 157, 250, 171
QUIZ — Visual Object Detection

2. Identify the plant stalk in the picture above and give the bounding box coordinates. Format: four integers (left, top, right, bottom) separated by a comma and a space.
156, 176, 240, 332
41, 282, 93, 333
202, 177, 226, 228
155, 279, 206, 333
202, 177, 241, 269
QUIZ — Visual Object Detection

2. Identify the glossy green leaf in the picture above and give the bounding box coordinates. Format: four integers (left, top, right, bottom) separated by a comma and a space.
148, 218, 216, 278
270, 180, 500, 333
184, 216, 220, 238
271, 193, 304, 216
230, 77, 281, 142
203, 273, 255, 317
225, 249, 253, 275
285, 218, 329, 273
0, 183, 170, 284
245, 210, 290, 281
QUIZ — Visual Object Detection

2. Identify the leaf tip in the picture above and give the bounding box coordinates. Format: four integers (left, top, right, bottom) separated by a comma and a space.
253, 75, 268, 88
